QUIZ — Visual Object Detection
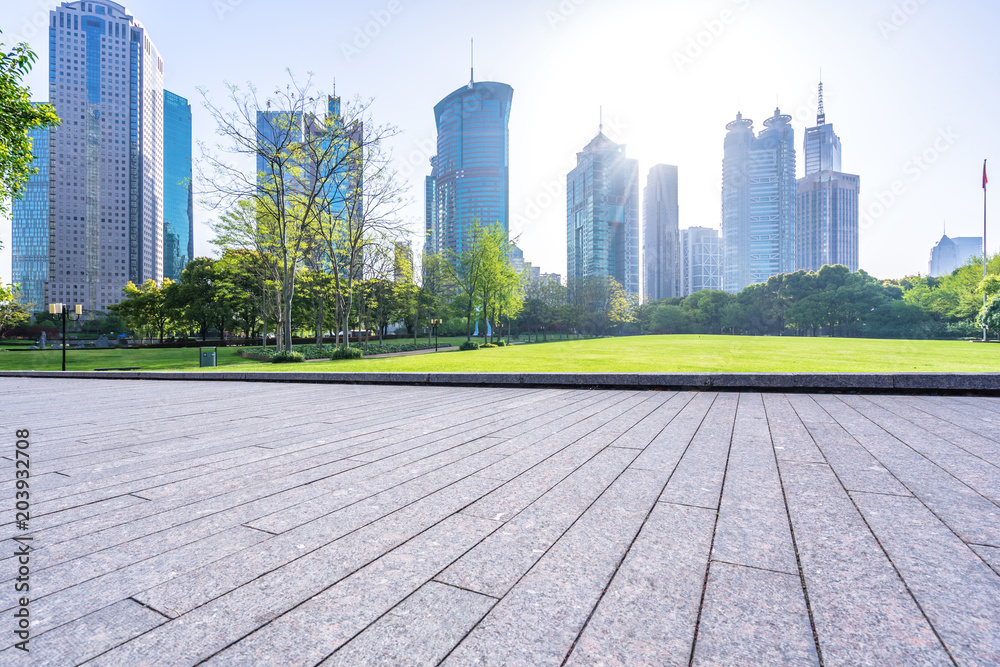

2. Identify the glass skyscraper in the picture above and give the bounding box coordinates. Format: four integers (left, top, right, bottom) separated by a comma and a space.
680, 227, 723, 297
643, 164, 680, 301
796, 83, 860, 273
11, 122, 49, 312
567, 130, 640, 295
722, 108, 797, 293
425, 79, 513, 256
43, 0, 164, 313
163, 90, 193, 282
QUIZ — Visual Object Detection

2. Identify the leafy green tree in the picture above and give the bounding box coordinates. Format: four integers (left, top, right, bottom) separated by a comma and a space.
112, 280, 175, 344
650, 304, 694, 334
0, 32, 60, 227
976, 296, 1000, 338
0, 284, 30, 339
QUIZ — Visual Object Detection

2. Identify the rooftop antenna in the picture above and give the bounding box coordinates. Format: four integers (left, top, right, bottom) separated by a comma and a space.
469, 38, 475, 87
599, 106, 603, 135
817, 75, 826, 125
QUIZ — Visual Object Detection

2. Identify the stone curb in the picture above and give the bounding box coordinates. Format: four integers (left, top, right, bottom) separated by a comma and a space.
1, 371, 998, 395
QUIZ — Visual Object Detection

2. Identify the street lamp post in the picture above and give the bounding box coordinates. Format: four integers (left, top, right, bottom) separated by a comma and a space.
430, 319, 442, 352
49, 303, 83, 371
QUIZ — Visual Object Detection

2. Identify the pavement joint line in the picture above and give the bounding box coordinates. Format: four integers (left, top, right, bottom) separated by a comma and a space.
430, 578, 502, 601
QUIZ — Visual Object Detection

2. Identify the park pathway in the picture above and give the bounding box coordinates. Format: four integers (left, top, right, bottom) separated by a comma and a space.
0, 378, 998, 665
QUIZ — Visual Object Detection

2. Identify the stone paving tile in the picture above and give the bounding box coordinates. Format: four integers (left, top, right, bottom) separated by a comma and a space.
658, 393, 736, 509
320, 581, 496, 667
0, 598, 167, 666
439, 447, 637, 598
204, 514, 502, 666
442, 468, 665, 666
2, 379, 999, 665
971, 545, 1000, 576
692, 561, 819, 666
565, 503, 714, 666
630, 392, 715, 474
777, 461, 950, 664
875, 395, 1000, 466
818, 395, 1000, 547
852, 491, 1000, 664
843, 395, 1000, 504
710, 393, 797, 575
788, 394, 912, 496
761, 393, 825, 463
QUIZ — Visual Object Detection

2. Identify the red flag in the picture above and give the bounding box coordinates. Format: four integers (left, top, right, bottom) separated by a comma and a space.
986, 161, 989, 189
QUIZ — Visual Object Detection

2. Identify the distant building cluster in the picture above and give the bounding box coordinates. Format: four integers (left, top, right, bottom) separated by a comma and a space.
12, 0, 193, 314
418, 73, 865, 300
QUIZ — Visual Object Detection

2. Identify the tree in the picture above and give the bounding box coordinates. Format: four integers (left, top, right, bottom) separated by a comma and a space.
0, 32, 60, 227
977, 296, 1000, 339
0, 284, 30, 339
650, 304, 694, 334
202, 73, 404, 353
113, 280, 175, 344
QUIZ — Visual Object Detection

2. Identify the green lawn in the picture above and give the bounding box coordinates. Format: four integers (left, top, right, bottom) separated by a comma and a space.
4, 336, 996, 373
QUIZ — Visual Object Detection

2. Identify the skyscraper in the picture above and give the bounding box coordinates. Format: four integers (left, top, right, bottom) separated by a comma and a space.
796, 83, 860, 273
425, 75, 513, 256
44, 1, 164, 313
567, 129, 640, 295
11, 121, 49, 312
163, 90, 192, 282
721, 108, 797, 293
929, 233, 983, 277
680, 227, 723, 296
643, 164, 680, 301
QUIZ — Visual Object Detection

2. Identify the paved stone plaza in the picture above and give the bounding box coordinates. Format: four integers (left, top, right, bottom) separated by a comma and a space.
1, 378, 999, 665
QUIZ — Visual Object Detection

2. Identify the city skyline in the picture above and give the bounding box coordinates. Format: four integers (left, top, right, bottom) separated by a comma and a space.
2, 0, 997, 287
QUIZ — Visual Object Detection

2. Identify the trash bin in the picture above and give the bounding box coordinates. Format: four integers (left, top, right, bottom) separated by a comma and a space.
200, 348, 218, 368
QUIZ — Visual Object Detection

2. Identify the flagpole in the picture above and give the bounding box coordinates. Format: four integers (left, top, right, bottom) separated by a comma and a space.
985, 159, 989, 343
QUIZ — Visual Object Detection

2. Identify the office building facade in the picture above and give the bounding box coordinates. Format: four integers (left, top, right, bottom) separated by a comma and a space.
567, 130, 640, 295
11, 123, 50, 312
44, 0, 164, 313
643, 164, 680, 301
163, 90, 192, 281
680, 226, 723, 296
426, 79, 513, 256
929, 234, 983, 277
721, 109, 797, 293
796, 83, 860, 273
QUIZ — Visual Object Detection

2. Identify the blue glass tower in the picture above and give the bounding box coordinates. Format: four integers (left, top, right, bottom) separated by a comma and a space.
567, 130, 640, 295
722, 108, 797, 292
11, 121, 50, 312
426, 78, 513, 256
163, 90, 193, 281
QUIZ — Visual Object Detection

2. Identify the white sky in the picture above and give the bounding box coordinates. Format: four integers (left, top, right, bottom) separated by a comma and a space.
2, 0, 998, 284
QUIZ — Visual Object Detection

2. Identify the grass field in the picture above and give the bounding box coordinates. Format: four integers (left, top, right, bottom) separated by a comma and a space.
2, 336, 998, 373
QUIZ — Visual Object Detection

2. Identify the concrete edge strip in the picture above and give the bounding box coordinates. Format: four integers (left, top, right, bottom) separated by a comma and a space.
0, 371, 998, 395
